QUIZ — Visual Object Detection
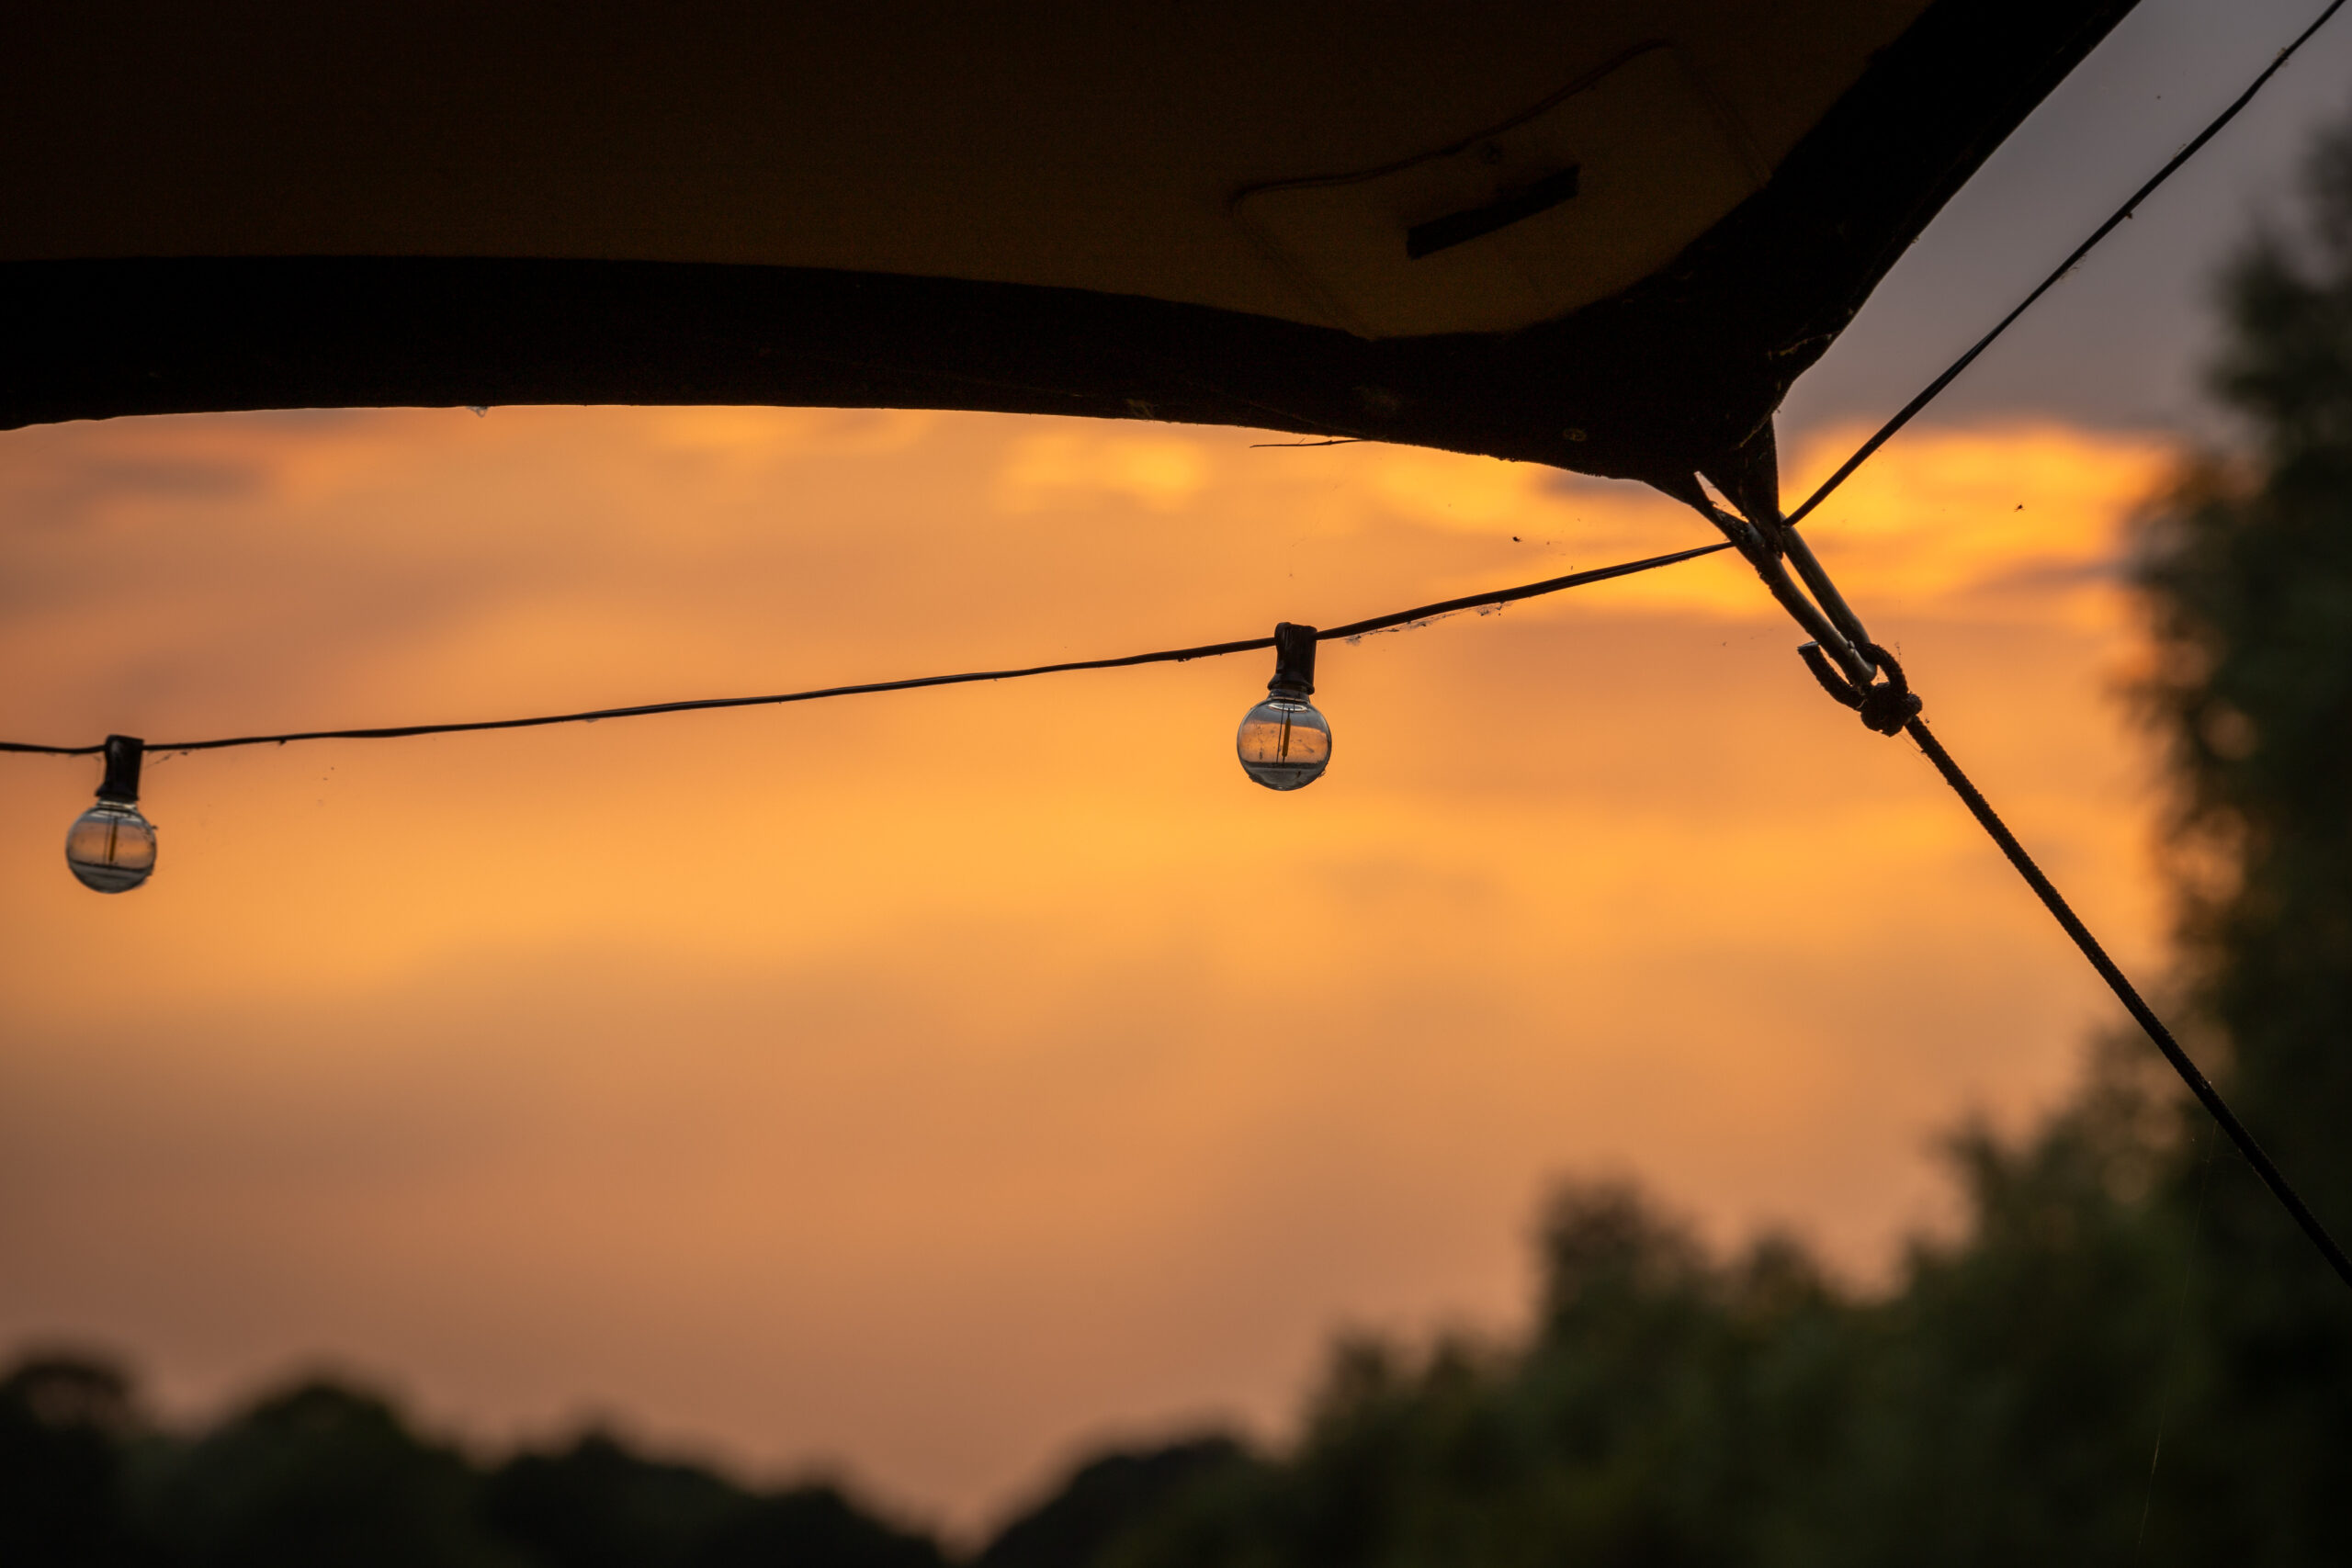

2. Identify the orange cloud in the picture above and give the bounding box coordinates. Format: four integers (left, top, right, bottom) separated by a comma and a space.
0, 407, 2171, 1528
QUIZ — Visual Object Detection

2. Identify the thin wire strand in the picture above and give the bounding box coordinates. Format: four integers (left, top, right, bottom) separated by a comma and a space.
0, 543, 1728, 758
1784, 0, 2352, 530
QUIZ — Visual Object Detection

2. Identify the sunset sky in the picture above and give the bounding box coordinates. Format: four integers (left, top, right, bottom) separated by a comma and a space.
6, 0, 2352, 1541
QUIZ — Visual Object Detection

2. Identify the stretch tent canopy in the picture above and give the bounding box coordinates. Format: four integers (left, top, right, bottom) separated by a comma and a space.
3, 0, 2132, 492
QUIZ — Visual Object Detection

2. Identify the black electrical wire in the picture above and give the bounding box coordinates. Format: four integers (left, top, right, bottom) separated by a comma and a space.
0, 542, 1729, 758
1784, 0, 2352, 530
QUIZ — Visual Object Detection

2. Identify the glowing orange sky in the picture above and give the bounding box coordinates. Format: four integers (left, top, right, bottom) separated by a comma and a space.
0, 407, 2171, 1532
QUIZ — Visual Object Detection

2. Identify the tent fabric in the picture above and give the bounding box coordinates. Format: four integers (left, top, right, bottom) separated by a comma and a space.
1, 0, 2134, 489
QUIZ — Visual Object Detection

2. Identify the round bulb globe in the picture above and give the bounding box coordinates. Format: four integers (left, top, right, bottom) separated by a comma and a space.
1237, 697, 1331, 791
66, 802, 157, 893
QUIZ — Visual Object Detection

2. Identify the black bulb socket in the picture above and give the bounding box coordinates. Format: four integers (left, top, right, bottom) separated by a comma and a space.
1269, 623, 1318, 701
96, 735, 145, 806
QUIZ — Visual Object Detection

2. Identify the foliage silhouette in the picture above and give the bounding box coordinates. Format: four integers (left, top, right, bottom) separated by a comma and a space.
481, 1432, 759, 1568
0, 1357, 139, 1566
0, 1362, 950, 1568
975, 1438, 1252, 1568
120, 1380, 505, 1568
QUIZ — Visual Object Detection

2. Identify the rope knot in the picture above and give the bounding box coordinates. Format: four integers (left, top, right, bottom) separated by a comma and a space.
1799, 641, 1922, 736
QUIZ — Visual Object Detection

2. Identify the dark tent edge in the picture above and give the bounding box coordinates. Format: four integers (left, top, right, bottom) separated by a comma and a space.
0, 0, 2134, 488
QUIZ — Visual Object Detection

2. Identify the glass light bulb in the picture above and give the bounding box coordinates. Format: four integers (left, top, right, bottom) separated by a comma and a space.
65, 802, 156, 893
1236, 696, 1331, 791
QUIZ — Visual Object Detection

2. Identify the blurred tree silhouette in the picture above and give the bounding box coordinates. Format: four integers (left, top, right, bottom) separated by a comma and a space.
121, 1380, 506, 1568
975, 1438, 1251, 1568
685, 1484, 944, 1568
2122, 107, 2352, 1565
481, 1432, 755, 1568
0, 1362, 941, 1568
0, 1357, 141, 1565
14, 85, 2352, 1568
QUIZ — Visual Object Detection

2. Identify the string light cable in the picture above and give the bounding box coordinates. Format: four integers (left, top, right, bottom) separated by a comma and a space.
13, 543, 1732, 891
1, 541, 1724, 761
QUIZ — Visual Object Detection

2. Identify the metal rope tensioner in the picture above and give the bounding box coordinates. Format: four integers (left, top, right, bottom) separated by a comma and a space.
1675, 451, 1919, 735
1798, 640, 1923, 737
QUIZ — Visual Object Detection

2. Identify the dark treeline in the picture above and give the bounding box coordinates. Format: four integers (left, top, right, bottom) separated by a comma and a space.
16, 96, 2352, 1568
0, 1361, 950, 1568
